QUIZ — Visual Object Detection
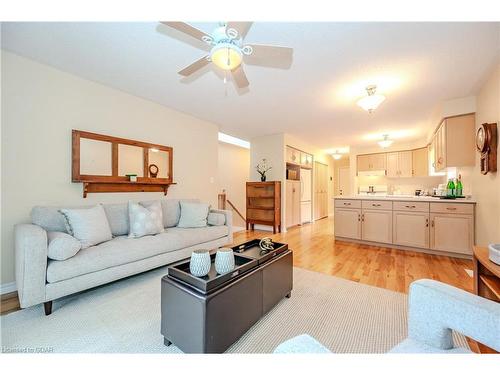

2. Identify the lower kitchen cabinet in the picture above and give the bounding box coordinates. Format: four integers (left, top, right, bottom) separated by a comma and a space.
334, 208, 361, 239
430, 213, 474, 255
361, 209, 392, 244
393, 211, 429, 248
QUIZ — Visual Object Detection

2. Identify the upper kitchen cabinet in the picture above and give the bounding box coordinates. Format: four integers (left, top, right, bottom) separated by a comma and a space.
357, 153, 387, 173
433, 114, 475, 171
386, 151, 412, 178
286, 146, 301, 165
412, 147, 429, 177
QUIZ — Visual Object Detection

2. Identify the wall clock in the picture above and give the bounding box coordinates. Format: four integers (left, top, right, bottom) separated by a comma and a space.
476, 123, 497, 175
149, 164, 159, 178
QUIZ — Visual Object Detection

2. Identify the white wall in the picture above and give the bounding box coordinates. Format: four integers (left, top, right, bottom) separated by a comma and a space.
217, 141, 249, 229
1, 51, 220, 285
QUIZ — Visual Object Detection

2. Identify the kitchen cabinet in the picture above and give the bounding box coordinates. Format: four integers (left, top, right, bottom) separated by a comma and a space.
357, 153, 387, 173
334, 208, 361, 239
334, 197, 475, 258
286, 146, 300, 165
300, 152, 313, 169
286, 180, 301, 228
361, 209, 393, 244
393, 211, 429, 248
430, 213, 474, 255
314, 162, 329, 220
433, 114, 475, 171
412, 147, 429, 177
386, 151, 412, 178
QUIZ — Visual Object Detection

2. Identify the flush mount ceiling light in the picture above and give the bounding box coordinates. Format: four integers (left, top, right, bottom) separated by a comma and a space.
357, 85, 386, 113
210, 43, 243, 71
331, 150, 343, 160
378, 134, 393, 148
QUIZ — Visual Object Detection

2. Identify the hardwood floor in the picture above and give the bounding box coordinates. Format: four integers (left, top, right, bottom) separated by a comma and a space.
233, 216, 473, 294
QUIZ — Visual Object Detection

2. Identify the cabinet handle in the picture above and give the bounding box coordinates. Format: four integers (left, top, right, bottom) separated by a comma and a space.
358, 214, 361, 222
431, 220, 434, 227
372, 204, 381, 207
405, 205, 416, 209
446, 207, 457, 211
361, 214, 365, 222
343, 202, 351, 206
425, 218, 429, 227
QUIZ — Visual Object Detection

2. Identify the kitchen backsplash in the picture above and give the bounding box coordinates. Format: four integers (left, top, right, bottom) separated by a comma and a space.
357, 175, 446, 195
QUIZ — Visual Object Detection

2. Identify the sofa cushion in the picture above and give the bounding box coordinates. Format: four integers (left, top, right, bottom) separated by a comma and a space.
128, 201, 164, 238
207, 212, 226, 226
47, 231, 82, 261
178, 202, 210, 228
31, 206, 70, 233
59, 205, 113, 249
102, 203, 129, 236
141, 198, 199, 228
46, 225, 229, 283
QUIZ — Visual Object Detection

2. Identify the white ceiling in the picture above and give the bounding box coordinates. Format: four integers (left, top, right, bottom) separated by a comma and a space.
2, 22, 499, 149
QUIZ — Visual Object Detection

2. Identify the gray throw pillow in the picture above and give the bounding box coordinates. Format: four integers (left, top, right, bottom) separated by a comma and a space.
207, 212, 226, 226
178, 202, 210, 228
128, 201, 164, 238
59, 205, 113, 249
47, 231, 82, 261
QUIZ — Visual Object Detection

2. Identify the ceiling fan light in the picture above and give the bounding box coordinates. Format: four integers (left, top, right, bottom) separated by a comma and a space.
377, 135, 393, 148
210, 43, 242, 71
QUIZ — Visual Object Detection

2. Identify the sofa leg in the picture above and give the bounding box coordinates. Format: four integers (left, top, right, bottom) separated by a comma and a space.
44, 301, 53, 316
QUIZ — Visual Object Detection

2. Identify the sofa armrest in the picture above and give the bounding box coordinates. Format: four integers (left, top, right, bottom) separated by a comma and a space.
209, 209, 233, 242
408, 279, 500, 352
274, 334, 331, 353
15, 224, 48, 308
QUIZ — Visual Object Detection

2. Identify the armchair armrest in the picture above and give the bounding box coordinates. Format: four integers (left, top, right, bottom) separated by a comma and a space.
274, 334, 331, 353
408, 279, 500, 352
15, 224, 48, 308
209, 209, 233, 243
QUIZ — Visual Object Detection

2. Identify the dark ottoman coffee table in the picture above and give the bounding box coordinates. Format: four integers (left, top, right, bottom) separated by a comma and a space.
160, 239, 293, 353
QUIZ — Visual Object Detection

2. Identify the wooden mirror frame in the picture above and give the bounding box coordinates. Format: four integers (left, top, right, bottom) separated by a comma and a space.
72, 130, 175, 197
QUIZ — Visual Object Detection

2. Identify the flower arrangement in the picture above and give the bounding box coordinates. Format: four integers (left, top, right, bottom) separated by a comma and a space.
256, 159, 272, 182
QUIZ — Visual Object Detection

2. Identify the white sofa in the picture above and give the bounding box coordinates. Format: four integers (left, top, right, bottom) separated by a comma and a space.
15, 199, 232, 315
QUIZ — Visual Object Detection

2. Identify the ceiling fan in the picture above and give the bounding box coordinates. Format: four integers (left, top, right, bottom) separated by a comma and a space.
159, 22, 293, 88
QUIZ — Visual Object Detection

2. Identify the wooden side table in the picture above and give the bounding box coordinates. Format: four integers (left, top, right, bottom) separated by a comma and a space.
473, 246, 500, 302
472, 246, 499, 354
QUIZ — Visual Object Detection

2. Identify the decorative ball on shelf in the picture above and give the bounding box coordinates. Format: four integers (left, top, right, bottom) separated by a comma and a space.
189, 249, 211, 277
149, 164, 159, 178
259, 237, 274, 254
215, 248, 235, 274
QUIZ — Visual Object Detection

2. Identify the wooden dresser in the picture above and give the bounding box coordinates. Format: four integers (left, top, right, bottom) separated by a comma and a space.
246, 181, 281, 234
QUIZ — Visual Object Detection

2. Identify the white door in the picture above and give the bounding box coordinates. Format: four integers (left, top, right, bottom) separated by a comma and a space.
300, 168, 312, 202
338, 167, 350, 196
362, 209, 393, 244
334, 208, 361, 239
393, 211, 429, 248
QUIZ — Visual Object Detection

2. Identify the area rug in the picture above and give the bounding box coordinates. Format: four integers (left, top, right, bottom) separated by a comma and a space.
0, 267, 468, 353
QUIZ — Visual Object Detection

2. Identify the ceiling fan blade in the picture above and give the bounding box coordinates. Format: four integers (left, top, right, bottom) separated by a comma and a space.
244, 44, 294, 69
160, 22, 211, 42
226, 22, 253, 39
231, 65, 250, 88
178, 55, 210, 76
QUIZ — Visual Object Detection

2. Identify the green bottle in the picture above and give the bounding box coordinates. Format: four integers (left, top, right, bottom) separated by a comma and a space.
447, 179, 455, 197
456, 174, 463, 197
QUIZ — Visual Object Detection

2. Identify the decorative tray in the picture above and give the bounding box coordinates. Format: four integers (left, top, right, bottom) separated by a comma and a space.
232, 239, 289, 264
167, 253, 258, 294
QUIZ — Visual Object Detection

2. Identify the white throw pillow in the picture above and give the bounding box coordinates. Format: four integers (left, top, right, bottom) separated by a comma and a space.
177, 202, 210, 228
207, 212, 225, 226
128, 201, 164, 238
47, 231, 82, 261
59, 205, 113, 249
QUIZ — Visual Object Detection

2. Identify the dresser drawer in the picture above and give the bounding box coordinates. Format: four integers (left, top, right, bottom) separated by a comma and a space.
430, 202, 474, 215
335, 199, 361, 209
361, 200, 393, 210
393, 201, 429, 212
247, 184, 275, 198
247, 208, 275, 222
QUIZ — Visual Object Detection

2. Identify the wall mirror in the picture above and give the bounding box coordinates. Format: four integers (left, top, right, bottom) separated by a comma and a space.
72, 130, 174, 197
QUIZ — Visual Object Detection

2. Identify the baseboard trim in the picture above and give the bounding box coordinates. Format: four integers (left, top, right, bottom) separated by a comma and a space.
1, 282, 17, 295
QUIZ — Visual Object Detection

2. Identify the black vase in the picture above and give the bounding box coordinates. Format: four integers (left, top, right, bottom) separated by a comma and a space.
260, 175, 266, 182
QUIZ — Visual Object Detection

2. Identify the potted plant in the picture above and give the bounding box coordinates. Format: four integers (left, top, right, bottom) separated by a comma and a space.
256, 159, 272, 182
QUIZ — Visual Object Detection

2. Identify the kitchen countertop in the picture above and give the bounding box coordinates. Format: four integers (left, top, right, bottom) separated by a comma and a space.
333, 195, 477, 203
